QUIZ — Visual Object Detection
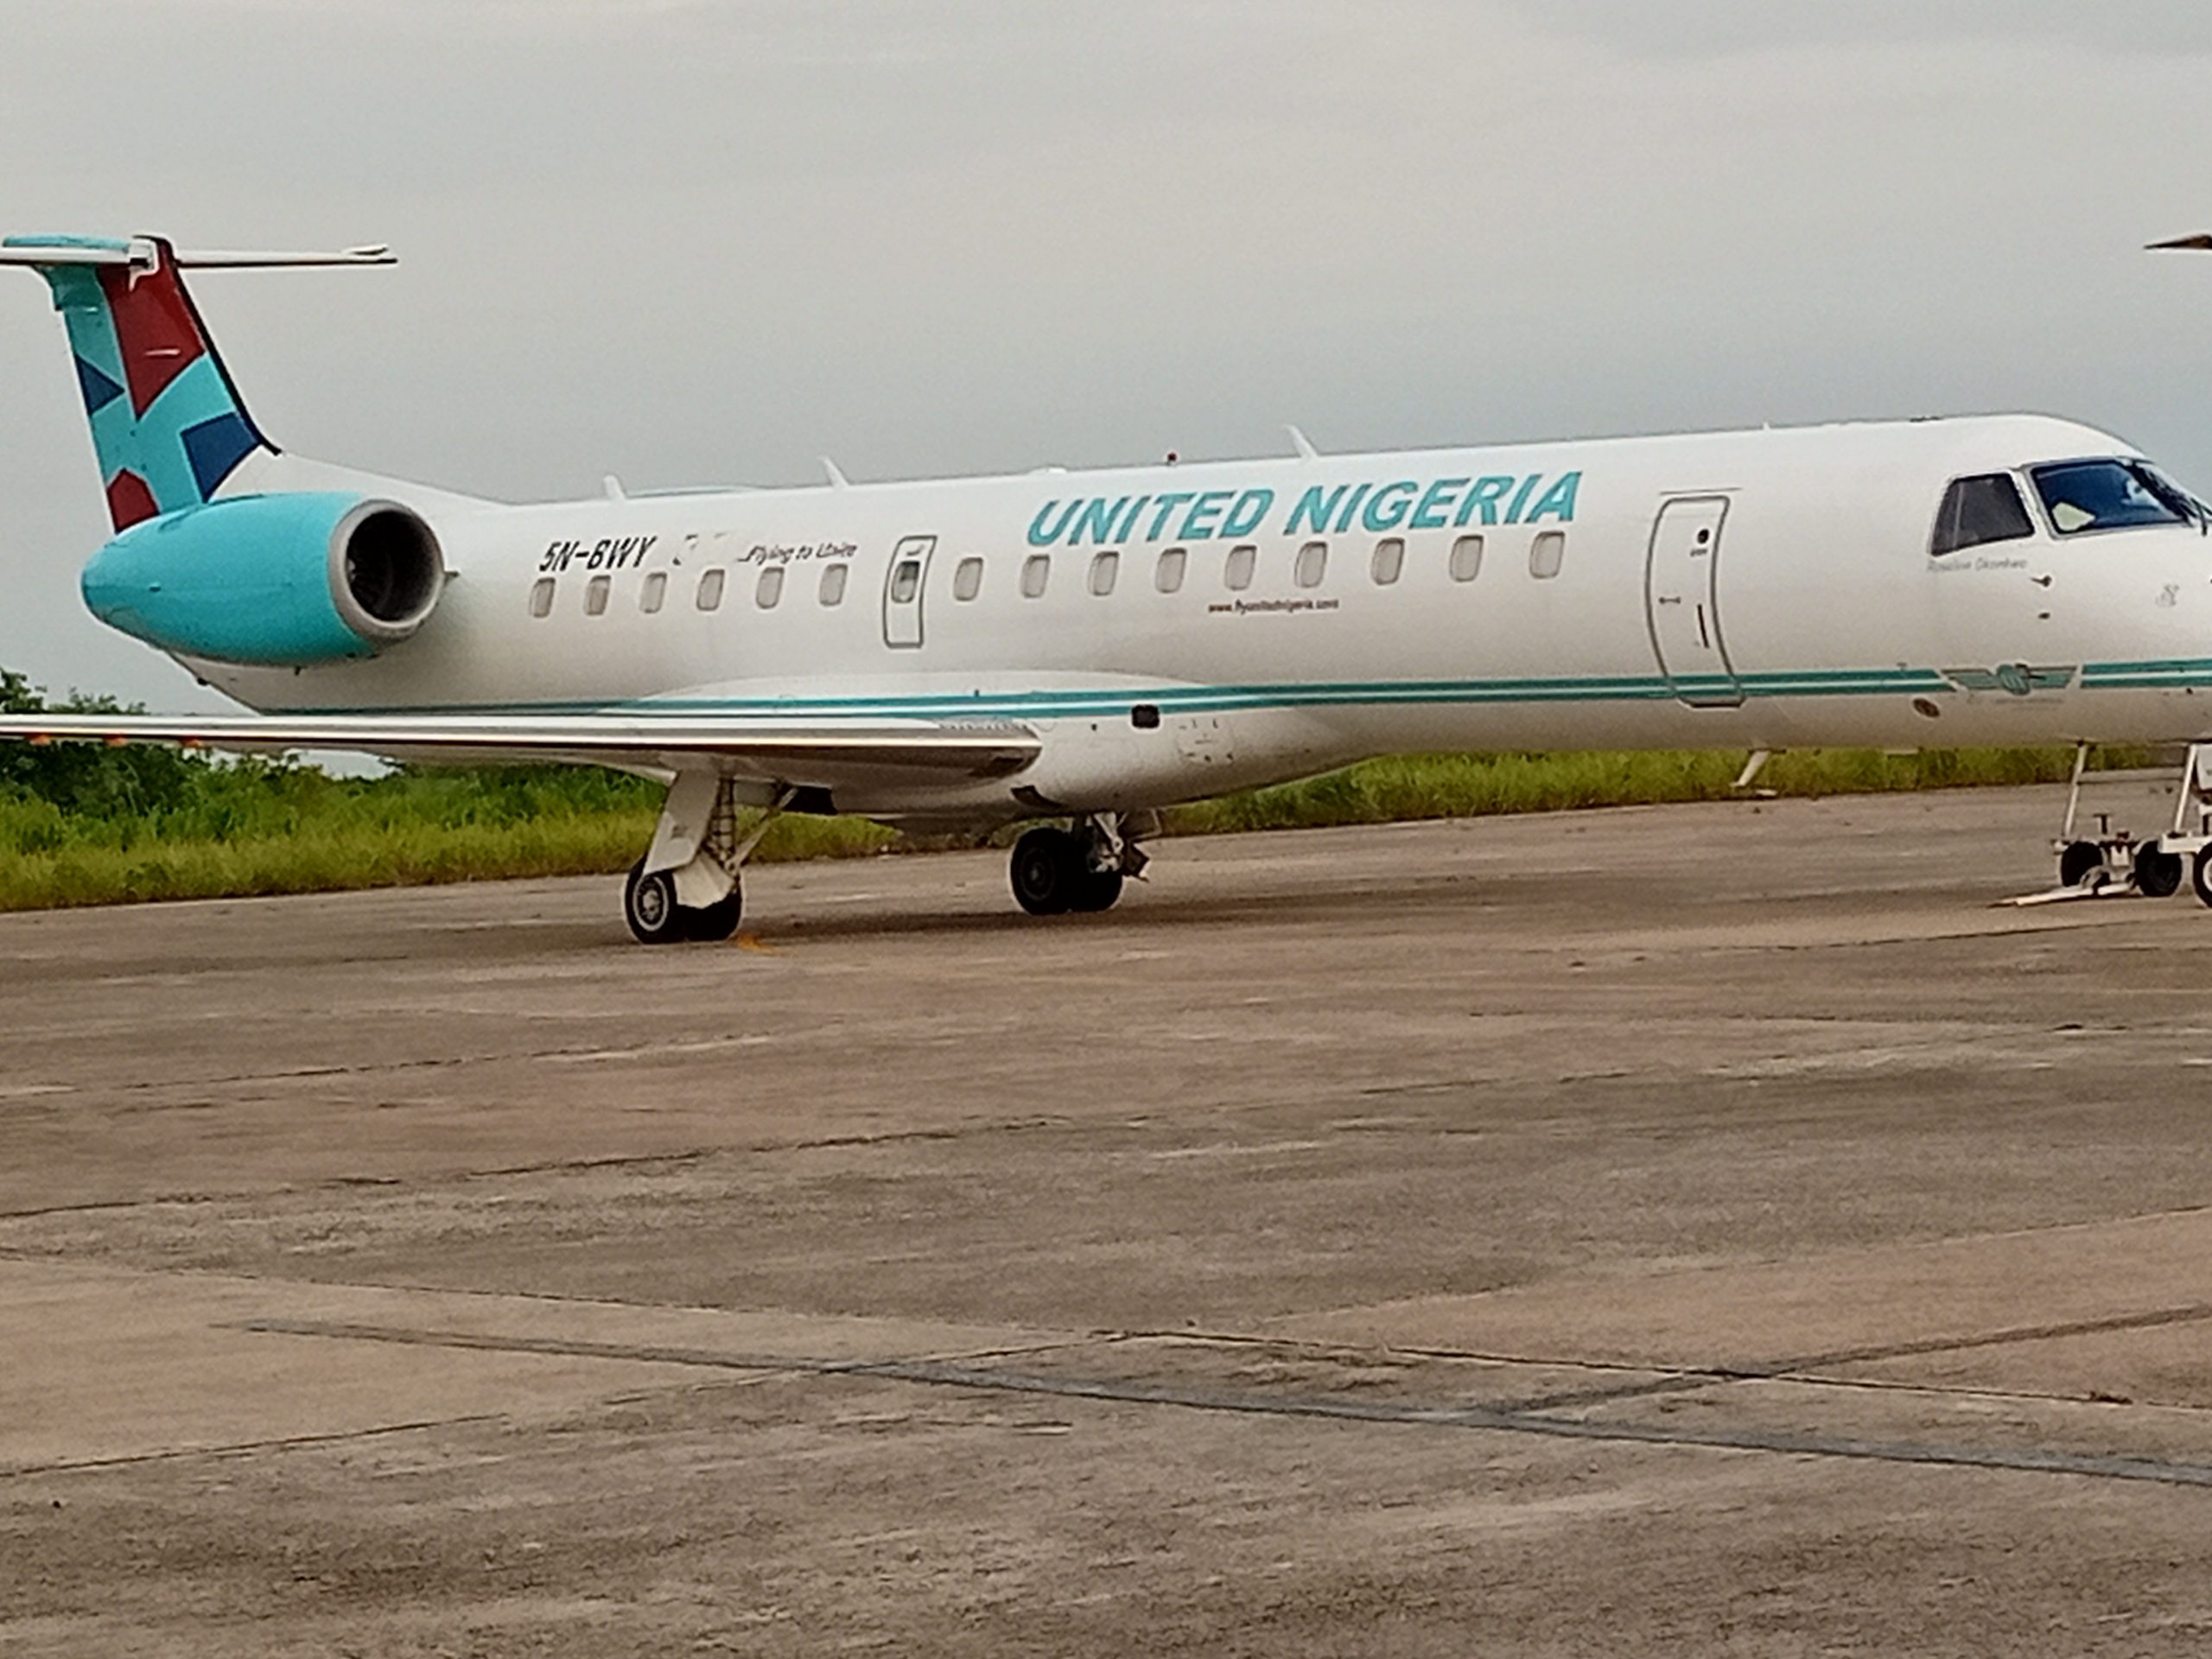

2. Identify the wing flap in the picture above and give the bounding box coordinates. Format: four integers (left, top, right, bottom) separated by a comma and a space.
0, 712, 1039, 786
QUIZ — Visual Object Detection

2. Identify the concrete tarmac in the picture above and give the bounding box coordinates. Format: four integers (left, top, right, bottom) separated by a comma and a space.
4, 783, 2212, 1654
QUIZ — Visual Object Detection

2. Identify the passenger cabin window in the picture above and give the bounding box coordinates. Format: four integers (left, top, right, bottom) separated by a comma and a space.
889, 558, 922, 604
1450, 535, 1484, 582
1294, 541, 1328, 588
1371, 538, 1404, 585
1224, 544, 1257, 591
1530, 531, 1566, 580
1932, 473, 2037, 555
2030, 460, 2196, 537
529, 577, 555, 618
640, 571, 667, 613
756, 566, 784, 608
696, 569, 725, 611
819, 563, 849, 606
585, 574, 610, 615
1021, 554, 1051, 598
1089, 550, 1120, 596
1156, 548, 1187, 593
953, 556, 983, 601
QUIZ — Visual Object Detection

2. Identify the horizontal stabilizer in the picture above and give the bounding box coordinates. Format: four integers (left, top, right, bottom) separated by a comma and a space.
0, 711, 1039, 788
0, 238, 394, 270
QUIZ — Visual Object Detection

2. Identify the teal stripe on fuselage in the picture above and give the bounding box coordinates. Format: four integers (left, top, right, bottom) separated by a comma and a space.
298, 666, 1956, 721
2083, 658, 2212, 690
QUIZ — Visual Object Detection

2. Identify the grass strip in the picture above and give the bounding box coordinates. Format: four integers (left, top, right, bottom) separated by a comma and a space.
0, 746, 2103, 913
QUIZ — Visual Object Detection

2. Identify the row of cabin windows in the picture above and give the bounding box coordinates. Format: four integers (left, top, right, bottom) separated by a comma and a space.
530, 562, 850, 618
526, 532, 1569, 617
1014, 534, 1566, 598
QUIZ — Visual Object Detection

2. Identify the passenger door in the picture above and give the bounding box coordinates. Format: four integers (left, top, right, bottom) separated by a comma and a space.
882, 534, 935, 649
1644, 496, 1744, 707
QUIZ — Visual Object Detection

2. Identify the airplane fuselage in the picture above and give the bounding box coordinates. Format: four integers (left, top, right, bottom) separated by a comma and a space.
195, 412, 2212, 823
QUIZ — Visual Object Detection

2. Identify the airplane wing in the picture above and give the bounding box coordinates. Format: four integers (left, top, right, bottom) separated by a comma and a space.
0, 711, 1040, 788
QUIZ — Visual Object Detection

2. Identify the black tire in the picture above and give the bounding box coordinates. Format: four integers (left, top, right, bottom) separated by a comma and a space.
1010, 827, 1079, 916
2194, 846, 2212, 910
2135, 842, 2185, 899
624, 860, 690, 944
2059, 840, 2106, 890
683, 880, 744, 941
1069, 868, 1125, 913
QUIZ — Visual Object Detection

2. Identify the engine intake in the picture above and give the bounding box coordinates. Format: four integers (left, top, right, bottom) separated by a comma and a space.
82, 492, 446, 667
333, 503, 442, 642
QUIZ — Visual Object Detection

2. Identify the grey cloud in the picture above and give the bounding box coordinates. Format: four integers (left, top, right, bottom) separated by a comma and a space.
1496, 0, 2212, 55
3, 1, 2212, 709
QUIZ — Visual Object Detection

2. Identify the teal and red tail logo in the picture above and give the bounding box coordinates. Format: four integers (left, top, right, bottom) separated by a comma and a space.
4, 235, 269, 531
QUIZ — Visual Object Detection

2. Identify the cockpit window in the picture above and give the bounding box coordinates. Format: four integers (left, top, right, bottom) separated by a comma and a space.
1930, 474, 2035, 556
2030, 460, 2194, 536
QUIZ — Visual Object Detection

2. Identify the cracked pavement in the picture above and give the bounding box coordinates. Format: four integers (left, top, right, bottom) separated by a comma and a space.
6, 785, 2212, 1654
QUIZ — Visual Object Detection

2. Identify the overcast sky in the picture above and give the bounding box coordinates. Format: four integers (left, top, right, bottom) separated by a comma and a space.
4, 0, 2212, 707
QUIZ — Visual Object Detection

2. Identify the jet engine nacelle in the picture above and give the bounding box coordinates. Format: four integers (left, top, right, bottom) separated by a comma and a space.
81, 492, 445, 667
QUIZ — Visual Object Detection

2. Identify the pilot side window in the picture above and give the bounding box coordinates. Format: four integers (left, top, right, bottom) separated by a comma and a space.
1371, 538, 1405, 585
953, 556, 984, 601
819, 563, 849, 606
1020, 554, 1051, 598
1089, 551, 1120, 596
529, 577, 555, 618
1224, 543, 1257, 591
640, 571, 667, 613
756, 566, 784, 608
1530, 531, 1566, 580
1931, 474, 2036, 556
696, 569, 725, 611
1156, 548, 1187, 593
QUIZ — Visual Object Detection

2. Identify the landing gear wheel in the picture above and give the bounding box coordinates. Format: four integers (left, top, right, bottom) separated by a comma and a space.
2058, 840, 2106, 890
1069, 868, 1124, 913
624, 861, 744, 943
1010, 828, 1079, 916
2136, 842, 2185, 899
683, 880, 744, 941
624, 860, 689, 944
2193, 846, 2212, 910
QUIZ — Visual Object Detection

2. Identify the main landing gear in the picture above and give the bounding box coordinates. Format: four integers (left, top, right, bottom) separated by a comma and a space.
1009, 813, 1151, 917
2025, 741, 2212, 906
625, 773, 791, 945
624, 858, 743, 944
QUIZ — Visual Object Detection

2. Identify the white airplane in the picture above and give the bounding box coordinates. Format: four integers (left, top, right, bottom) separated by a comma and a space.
5, 231, 2212, 940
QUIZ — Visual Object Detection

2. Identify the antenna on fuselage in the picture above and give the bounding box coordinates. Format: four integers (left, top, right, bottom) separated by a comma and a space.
2149, 233, 2212, 251
1286, 424, 1319, 461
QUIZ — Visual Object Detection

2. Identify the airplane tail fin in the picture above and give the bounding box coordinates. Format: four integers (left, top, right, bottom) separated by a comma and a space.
0, 234, 395, 531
